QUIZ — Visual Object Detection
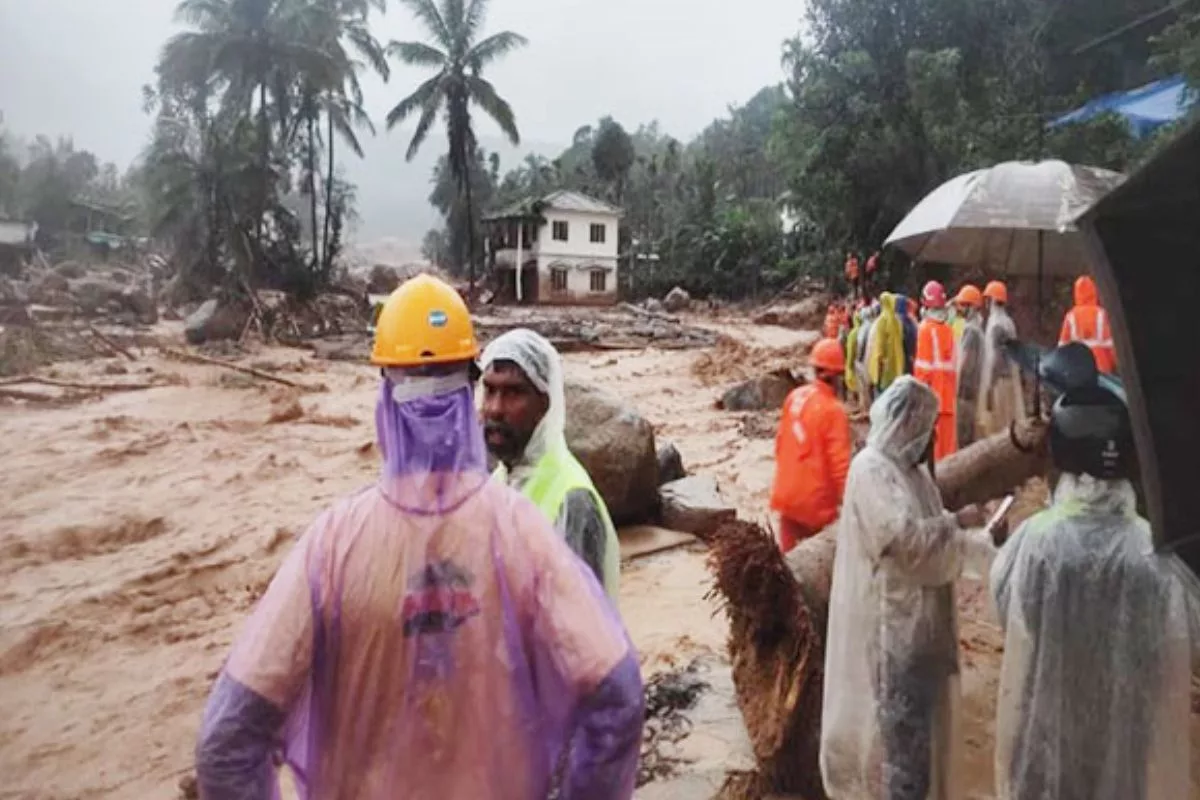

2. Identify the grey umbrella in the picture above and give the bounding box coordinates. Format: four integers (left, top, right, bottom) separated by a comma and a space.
884, 160, 1125, 276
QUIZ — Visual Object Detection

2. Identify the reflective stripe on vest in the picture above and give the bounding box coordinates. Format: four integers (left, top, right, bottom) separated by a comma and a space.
914, 324, 956, 373
1068, 309, 1115, 349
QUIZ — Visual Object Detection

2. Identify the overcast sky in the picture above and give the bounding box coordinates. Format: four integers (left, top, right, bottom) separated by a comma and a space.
0, 0, 802, 166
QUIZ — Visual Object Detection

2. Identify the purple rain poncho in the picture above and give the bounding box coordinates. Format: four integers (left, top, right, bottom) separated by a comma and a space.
195, 369, 644, 799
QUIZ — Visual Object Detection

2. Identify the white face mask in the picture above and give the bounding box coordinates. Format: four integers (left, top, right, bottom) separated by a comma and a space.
383, 368, 471, 404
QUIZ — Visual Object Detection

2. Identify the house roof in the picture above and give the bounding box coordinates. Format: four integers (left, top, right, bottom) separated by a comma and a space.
484, 190, 621, 221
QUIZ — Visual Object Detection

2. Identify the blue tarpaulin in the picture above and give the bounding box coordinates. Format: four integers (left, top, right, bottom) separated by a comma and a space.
1049, 75, 1196, 138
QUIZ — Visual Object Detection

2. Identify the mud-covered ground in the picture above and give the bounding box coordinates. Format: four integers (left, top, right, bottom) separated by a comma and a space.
0, 313, 1196, 798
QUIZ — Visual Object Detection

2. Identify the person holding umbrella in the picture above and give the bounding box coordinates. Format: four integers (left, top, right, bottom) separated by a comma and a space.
981, 281, 1025, 435
913, 281, 959, 461
952, 285, 986, 449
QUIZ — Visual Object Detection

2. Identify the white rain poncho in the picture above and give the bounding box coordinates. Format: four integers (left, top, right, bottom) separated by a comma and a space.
956, 312, 985, 449
481, 329, 621, 598
821, 376, 994, 800
981, 304, 1025, 434
990, 473, 1200, 800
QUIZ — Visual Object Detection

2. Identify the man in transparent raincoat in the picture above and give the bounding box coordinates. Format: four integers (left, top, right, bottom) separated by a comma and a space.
481, 329, 621, 601
821, 377, 995, 800
990, 377, 1200, 800
981, 280, 1025, 435
194, 275, 643, 800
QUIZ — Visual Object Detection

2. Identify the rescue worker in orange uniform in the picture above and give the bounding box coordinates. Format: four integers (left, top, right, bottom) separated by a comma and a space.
913, 280, 958, 461
864, 251, 880, 297
771, 338, 853, 553
1058, 275, 1117, 374
845, 252, 861, 300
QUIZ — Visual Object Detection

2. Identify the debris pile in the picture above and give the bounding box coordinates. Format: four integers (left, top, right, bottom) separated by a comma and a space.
473, 306, 720, 353
751, 294, 831, 331
691, 338, 811, 387
639, 660, 711, 787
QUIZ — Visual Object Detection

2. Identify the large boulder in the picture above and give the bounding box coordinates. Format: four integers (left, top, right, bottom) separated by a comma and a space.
69, 278, 126, 315
717, 369, 798, 411
120, 287, 159, 325
564, 379, 659, 525
367, 264, 400, 295
663, 286, 691, 313
184, 298, 249, 345
753, 295, 828, 330
656, 442, 686, 485
30, 271, 69, 304
659, 475, 737, 537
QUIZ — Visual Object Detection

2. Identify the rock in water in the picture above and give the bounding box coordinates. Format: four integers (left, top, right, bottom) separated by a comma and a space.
656, 442, 686, 485
663, 286, 691, 312
564, 379, 659, 525
184, 299, 248, 345
718, 369, 798, 411
367, 264, 400, 295
659, 475, 737, 537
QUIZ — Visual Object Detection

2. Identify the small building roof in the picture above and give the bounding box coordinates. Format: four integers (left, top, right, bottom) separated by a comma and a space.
484, 190, 621, 221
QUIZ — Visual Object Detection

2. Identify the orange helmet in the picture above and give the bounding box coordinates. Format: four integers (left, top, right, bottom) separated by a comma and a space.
371, 274, 479, 367
810, 338, 845, 374
984, 280, 1008, 304
953, 284, 983, 308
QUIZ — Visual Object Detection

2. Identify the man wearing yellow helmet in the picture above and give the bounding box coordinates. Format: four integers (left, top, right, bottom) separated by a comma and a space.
195, 275, 643, 800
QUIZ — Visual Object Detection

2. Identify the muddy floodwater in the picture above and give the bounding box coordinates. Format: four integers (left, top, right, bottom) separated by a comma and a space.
1, 315, 1198, 798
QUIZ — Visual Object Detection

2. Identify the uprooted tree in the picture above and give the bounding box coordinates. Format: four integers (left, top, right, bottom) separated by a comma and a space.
708, 418, 1049, 800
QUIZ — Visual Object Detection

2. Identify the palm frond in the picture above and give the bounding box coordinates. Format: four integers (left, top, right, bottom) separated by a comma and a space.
387, 40, 448, 68
406, 99, 441, 161
465, 74, 519, 145
385, 73, 444, 128
462, 0, 488, 45
466, 30, 528, 70
173, 0, 231, 28
346, 24, 390, 81
331, 112, 366, 158
398, 0, 452, 49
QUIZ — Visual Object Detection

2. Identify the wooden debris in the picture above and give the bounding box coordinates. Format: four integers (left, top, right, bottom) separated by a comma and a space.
0, 375, 160, 392
86, 324, 137, 361
162, 347, 316, 390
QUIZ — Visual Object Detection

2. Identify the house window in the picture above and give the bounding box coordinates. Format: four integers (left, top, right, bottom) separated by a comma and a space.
589, 223, 606, 244
589, 270, 608, 293
552, 220, 569, 241
551, 268, 568, 292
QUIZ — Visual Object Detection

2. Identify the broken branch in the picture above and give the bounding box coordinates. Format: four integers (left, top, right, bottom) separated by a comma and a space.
86, 324, 137, 361
0, 376, 160, 392
161, 347, 313, 390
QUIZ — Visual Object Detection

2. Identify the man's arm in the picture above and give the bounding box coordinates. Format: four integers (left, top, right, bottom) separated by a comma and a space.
556, 489, 609, 588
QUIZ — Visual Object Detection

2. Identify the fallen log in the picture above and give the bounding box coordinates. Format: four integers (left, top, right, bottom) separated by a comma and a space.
0, 375, 160, 392
708, 418, 1049, 799
86, 323, 137, 361
162, 347, 315, 390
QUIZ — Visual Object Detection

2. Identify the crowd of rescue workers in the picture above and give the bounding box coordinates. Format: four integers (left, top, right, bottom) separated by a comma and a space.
191, 266, 1199, 800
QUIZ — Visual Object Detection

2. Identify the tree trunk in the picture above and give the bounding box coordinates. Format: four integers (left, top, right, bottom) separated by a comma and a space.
307, 112, 319, 274
322, 108, 335, 275
462, 152, 477, 306
257, 81, 270, 252
708, 418, 1050, 799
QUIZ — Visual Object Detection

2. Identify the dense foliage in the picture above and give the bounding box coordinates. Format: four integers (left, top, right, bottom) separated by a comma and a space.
425, 0, 1198, 300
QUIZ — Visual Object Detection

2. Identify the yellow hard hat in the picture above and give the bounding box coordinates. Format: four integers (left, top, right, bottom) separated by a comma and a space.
370, 274, 479, 367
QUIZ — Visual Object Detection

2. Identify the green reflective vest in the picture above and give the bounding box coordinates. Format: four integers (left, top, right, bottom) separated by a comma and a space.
496, 445, 620, 601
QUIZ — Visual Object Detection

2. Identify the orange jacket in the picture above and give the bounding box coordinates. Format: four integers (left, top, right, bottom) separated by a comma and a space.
914, 316, 958, 460
823, 305, 847, 339
1059, 280, 1117, 374
845, 256, 860, 282
771, 380, 852, 535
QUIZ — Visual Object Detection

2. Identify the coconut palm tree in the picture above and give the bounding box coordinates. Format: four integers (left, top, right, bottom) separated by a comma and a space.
386, 0, 527, 295
161, 0, 341, 247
